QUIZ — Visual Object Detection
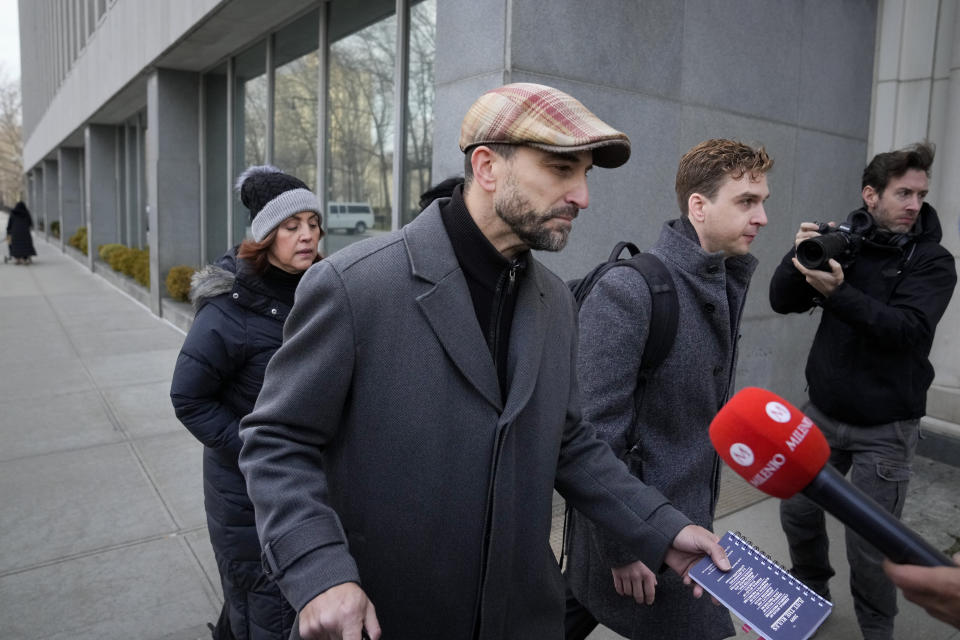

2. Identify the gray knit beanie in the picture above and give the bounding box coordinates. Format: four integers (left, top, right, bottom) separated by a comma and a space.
236, 165, 322, 241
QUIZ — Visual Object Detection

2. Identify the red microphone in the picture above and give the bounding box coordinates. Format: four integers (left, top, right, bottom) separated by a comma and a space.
711, 387, 953, 567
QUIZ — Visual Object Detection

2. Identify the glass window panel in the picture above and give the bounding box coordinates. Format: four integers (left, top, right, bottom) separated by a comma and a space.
233, 40, 267, 244
326, 3, 396, 254
404, 0, 437, 224
204, 64, 228, 262
274, 11, 320, 191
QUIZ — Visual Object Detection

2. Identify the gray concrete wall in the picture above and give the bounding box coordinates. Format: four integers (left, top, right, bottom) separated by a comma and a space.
58, 148, 83, 249
20, 0, 222, 169
434, 0, 878, 405
85, 124, 121, 270
147, 69, 202, 316
19, 0, 324, 171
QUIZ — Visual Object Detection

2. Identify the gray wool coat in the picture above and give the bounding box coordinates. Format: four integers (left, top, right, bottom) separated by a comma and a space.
565, 218, 757, 640
238, 202, 693, 640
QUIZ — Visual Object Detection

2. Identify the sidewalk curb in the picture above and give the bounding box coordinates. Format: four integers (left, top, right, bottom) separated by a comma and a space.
919, 417, 960, 468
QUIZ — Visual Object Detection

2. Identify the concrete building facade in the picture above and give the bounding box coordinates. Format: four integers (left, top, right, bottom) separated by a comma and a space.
17, 0, 960, 434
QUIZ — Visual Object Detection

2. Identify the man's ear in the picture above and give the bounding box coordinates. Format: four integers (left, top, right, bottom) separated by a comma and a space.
862, 185, 879, 212
688, 193, 707, 223
469, 146, 500, 194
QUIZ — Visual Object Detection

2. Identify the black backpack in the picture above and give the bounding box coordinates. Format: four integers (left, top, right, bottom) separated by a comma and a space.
568, 241, 679, 372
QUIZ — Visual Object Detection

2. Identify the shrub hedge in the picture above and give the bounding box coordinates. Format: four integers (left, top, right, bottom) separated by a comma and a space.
102, 244, 150, 289
165, 265, 196, 302
68, 226, 88, 255
98, 243, 125, 262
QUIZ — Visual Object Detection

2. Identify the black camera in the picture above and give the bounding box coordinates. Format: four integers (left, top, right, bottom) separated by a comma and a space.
796, 210, 875, 270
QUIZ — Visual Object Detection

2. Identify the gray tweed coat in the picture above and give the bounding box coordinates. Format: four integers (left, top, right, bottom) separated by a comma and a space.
238, 203, 693, 640
565, 218, 757, 640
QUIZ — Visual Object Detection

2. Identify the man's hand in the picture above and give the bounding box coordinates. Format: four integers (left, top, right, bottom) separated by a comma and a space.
663, 525, 731, 599
790, 222, 844, 298
298, 582, 381, 640
883, 553, 960, 630
612, 559, 658, 604
792, 256, 844, 298
794, 221, 827, 249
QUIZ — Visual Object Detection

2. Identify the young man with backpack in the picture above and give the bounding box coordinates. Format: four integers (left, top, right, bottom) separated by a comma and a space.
564, 139, 773, 640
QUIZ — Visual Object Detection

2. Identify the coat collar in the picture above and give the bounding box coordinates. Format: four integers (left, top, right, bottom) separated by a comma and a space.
499, 262, 548, 425
655, 218, 758, 286
407, 203, 502, 410
405, 202, 548, 417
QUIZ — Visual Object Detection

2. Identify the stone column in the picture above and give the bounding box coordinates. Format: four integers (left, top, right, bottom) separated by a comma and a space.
32, 169, 43, 234
146, 68, 201, 315
925, 3, 960, 424
28, 171, 37, 212
85, 124, 121, 270
58, 148, 83, 253
42, 159, 59, 245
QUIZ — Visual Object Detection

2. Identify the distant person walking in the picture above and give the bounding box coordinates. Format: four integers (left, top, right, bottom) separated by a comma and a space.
170, 166, 323, 640
6, 202, 37, 265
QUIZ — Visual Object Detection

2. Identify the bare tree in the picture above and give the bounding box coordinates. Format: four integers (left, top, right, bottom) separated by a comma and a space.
328, 45, 377, 204
0, 64, 23, 207
406, 1, 436, 218
327, 19, 396, 216
322, 4, 436, 224
274, 53, 319, 188
243, 76, 268, 167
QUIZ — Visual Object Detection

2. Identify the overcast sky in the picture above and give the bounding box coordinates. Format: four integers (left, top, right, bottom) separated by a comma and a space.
0, 0, 21, 81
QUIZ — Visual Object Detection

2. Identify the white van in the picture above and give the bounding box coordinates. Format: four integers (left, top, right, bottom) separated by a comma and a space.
327, 202, 375, 234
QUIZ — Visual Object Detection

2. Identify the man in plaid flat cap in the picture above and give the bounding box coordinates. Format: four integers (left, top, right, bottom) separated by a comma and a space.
240, 82, 729, 640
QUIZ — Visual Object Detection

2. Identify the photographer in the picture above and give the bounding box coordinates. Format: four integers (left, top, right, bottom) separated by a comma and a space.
769, 142, 956, 640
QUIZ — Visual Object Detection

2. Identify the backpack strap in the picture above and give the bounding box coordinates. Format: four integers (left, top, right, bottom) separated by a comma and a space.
607, 241, 641, 261
567, 245, 678, 372
625, 253, 679, 372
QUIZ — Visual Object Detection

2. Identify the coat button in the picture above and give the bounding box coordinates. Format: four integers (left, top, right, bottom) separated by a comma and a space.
704, 303, 716, 313
707, 265, 719, 274
270, 308, 277, 315
232, 293, 239, 299
713, 366, 723, 376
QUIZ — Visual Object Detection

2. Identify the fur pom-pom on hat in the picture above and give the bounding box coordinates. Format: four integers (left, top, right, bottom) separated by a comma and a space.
235, 165, 322, 241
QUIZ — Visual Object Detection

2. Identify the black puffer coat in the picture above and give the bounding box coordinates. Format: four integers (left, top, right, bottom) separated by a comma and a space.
770, 203, 956, 425
171, 251, 300, 639
6, 202, 37, 259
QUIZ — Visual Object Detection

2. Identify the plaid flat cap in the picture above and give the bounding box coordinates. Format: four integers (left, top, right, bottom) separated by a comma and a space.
459, 83, 631, 168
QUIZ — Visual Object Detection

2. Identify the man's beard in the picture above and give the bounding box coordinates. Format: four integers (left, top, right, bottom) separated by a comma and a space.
494, 184, 578, 252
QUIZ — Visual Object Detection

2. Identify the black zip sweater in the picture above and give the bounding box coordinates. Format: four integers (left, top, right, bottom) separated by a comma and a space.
769, 203, 956, 425
440, 184, 529, 401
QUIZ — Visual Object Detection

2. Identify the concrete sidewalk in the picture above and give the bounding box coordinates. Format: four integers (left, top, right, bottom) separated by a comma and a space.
1, 236, 958, 640
0, 238, 218, 639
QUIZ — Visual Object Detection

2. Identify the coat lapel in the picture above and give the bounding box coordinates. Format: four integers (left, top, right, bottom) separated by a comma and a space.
499, 260, 549, 426
406, 206, 502, 411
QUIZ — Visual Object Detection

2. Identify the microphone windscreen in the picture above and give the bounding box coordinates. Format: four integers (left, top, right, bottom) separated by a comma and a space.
710, 387, 830, 499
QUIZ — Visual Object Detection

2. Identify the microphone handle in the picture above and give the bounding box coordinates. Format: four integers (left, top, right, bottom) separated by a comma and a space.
802, 463, 954, 567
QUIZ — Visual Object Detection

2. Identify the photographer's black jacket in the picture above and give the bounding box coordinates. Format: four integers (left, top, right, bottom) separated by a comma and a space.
770, 203, 956, 425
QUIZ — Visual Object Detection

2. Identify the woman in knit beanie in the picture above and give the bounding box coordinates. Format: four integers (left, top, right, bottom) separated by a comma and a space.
170, 166, 322, 639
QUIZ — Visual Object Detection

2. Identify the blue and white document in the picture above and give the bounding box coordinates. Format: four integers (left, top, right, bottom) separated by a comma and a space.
690, 531, 833, 640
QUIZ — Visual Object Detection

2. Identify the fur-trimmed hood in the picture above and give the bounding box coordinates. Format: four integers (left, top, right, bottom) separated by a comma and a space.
190, 262, 236, 312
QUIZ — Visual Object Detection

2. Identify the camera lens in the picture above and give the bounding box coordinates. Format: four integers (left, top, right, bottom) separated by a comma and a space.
797, 233, 849, 270
797, 238, 827, 269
